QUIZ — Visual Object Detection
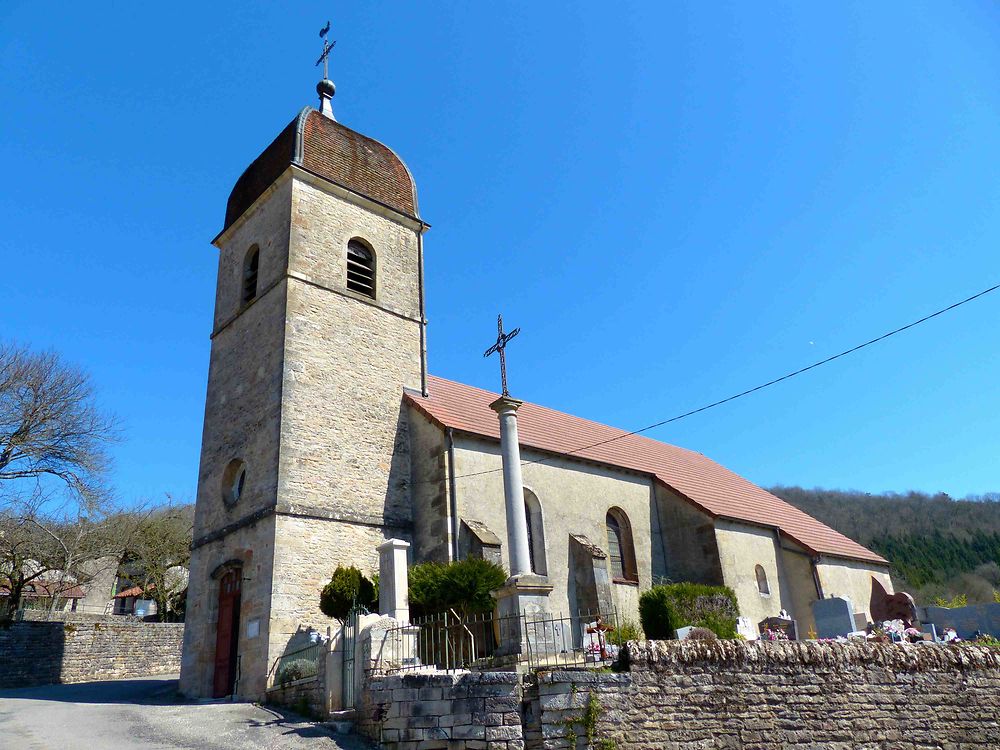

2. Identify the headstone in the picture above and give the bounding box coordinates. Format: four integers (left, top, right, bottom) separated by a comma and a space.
812, 597, 856, 638
758, 616, 797, 640
737, 616, 757, 640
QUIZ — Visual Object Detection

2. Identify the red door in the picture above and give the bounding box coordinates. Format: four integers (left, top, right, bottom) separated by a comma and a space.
212, 569, 242, 697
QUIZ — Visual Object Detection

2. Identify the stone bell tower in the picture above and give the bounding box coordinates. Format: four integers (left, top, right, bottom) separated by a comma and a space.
180, 66, 428, 700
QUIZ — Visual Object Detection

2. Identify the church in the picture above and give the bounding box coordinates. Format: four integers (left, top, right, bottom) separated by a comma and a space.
178, 67, 892, 701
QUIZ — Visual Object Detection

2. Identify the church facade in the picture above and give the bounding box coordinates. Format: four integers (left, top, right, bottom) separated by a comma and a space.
179, 90, 892, 701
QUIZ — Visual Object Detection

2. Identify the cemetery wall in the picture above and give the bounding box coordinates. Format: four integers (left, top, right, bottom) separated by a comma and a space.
0, 620, 184, 688
266, 672, 327, 719
358, 671, 523, 750
528, 640, 1000, 749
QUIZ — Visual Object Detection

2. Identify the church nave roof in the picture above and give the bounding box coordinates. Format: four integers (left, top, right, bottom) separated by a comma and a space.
406, 375, 887, 566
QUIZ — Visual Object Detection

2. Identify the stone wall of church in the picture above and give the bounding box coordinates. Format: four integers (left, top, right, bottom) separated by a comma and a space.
180, 514, 276, 701
653, 484, 724, 585
815, 556, 893, 623
408, 408, 451, 564
278, 178, 422, 526
715, 520, 795, 628
529, 641, 1000, 749
267, 513, 404, 685
780, 544, 822, 635
450, 436, 657, 621
195, 172, 291, 540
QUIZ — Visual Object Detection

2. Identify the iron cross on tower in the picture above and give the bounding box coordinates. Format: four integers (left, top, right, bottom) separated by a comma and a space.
484, 314, 521, 397
316, 21, 335, 78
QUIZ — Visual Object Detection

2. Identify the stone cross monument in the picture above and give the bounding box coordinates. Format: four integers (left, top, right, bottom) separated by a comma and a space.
484, 316, 552, 654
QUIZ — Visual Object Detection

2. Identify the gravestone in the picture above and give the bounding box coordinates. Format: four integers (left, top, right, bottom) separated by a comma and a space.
812, 597, 856, 638
758, 616, 797, 640
737, 616, 757, 640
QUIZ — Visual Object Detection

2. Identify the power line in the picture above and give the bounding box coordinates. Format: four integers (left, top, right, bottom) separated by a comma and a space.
435, 281, 1000, 483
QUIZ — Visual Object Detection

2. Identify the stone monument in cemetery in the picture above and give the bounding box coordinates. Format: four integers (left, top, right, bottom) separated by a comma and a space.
870, 577, 918, 627
812, 596, 858, 639
483, 316, 553, 656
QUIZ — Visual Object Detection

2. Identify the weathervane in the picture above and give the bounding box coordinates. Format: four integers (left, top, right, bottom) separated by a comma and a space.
484, 314, 521, 397
315, 21, 337, 119
316, 21, 335, 79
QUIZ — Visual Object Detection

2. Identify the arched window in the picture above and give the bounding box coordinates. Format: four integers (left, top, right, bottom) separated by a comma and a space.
523, 489, 547, 575
242, 245, 259, 305
606, 508, 638, 583
755, 564, 770, 596
346, 239, 376, 298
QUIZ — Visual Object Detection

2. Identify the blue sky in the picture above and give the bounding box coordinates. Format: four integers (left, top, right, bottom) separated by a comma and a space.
1, 2, 998, 504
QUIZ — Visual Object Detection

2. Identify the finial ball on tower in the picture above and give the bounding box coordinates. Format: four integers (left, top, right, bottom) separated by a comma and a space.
317, 79, 336, 98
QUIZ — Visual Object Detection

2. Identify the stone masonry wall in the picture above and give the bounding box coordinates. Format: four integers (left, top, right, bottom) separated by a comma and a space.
0, 620, 184, 689
528, 640, 1000, 750
359, 672, 523, 750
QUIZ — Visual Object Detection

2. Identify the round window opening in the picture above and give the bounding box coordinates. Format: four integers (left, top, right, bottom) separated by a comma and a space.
222, 459, 247, 507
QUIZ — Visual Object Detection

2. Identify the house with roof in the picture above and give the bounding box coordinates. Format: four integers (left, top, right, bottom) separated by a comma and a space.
179, 70, 891, 701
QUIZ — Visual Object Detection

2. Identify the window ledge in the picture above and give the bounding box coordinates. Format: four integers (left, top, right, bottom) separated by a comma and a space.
612, 577, 640, 587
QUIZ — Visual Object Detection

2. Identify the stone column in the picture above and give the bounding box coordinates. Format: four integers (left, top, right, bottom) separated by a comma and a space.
377, 538, 410, 623
489, 396, 532, 577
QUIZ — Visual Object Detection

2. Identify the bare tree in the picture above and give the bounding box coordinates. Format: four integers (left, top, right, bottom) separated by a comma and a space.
0, 341, 117, 497
0, 341, 120, 618
122, 500, 193, 621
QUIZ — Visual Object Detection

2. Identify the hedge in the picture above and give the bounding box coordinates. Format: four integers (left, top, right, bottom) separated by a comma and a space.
638, 582, 740, 639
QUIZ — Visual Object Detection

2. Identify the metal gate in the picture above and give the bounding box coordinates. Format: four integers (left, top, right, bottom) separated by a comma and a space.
341, 605, 361, 708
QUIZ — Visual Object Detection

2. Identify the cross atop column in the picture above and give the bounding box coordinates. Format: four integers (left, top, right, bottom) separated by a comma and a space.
483, 314, 520, 397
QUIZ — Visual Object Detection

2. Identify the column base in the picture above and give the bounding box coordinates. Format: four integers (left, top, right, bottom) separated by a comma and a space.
492, 574, 554, 658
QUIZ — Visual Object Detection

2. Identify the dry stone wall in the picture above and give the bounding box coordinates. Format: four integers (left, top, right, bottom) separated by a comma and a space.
529, 640, 1000, 750
0, 620, 184, 688
359, 671, 523, 750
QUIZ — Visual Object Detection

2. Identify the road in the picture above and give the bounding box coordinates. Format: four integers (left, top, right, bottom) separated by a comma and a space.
0, 675, 369, 750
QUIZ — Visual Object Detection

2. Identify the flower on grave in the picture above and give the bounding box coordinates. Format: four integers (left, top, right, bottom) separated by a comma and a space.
760, 627, 788, 642
881, 619, 905, 637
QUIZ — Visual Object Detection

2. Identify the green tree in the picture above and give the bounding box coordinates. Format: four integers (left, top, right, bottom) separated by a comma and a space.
407, 558, 506, 618
319, 566, 376, 622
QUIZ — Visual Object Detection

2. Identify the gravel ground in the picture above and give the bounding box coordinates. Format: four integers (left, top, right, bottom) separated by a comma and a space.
0, 675, 369, 750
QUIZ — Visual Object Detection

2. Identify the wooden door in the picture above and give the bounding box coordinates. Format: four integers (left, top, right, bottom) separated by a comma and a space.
212, 568, 242, 698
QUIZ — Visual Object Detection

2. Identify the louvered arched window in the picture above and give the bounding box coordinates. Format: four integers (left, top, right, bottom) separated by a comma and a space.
347, 239, 376, 298
242, 245, 259, 305
606, 508, 638, 583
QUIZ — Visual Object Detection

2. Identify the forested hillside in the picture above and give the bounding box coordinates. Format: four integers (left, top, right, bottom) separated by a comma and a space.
769, 486, 1000, 604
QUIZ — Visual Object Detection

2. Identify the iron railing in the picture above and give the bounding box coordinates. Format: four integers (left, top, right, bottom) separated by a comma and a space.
368, 608, 623, 674
270, 640, 325, 687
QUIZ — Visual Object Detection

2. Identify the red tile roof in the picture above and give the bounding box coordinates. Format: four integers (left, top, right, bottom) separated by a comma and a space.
113, 584, 156, 599
2, 582, 86, 599
406, 375, 887, 566
224, 108, 419, 232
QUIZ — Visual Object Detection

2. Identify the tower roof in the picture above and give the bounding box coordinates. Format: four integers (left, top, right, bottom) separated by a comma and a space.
223, 107, 420, 232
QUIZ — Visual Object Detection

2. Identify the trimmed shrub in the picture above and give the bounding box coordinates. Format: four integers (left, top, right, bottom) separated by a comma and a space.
277, 658, 316, 686
607, 617, 644, 646
319, 566, 377, 622
408, 558, 507, 617
639, 582, 739, 639
684, 626, 718, 641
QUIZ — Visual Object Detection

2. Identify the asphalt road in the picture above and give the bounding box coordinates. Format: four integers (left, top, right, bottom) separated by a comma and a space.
0, 675, 369, 750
